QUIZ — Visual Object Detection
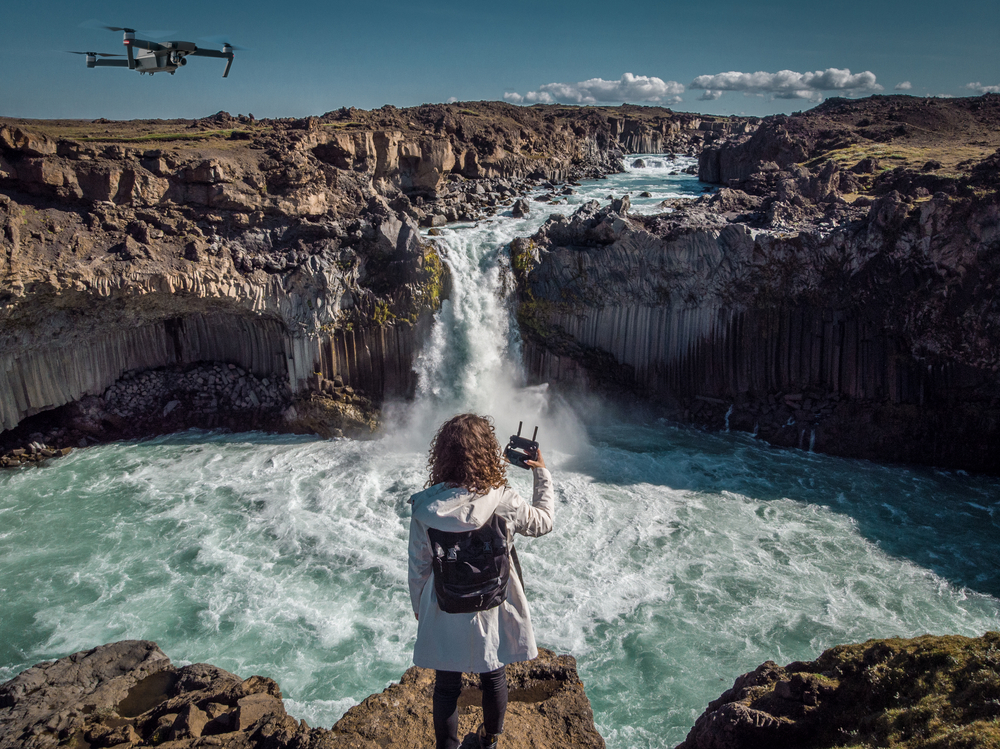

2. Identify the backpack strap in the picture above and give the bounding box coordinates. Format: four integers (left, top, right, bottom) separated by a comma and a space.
510, 545, 525, 592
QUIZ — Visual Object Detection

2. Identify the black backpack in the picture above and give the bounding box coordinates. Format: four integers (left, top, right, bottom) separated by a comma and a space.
427, 514, 510, 614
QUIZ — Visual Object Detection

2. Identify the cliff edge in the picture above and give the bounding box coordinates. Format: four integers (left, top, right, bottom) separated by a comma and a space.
0, 641, 605, 749
677, 631, 1000, 749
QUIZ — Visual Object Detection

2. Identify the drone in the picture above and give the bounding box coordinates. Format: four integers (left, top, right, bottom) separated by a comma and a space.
70, 24, 239, 77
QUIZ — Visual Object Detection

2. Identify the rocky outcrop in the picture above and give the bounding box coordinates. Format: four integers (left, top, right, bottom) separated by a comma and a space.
698, 94, 1000, 188
0, 641, 604, 749
677, 632, 1000, 749
513, 180, 1000, 472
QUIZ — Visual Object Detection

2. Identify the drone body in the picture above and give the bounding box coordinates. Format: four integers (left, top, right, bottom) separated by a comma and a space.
73, 26, 236, 77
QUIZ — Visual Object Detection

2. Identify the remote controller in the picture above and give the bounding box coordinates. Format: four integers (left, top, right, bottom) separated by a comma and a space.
504, 422, 538, 469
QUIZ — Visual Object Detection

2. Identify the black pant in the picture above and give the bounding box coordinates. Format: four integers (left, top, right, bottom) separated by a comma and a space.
433, 667, 507, 749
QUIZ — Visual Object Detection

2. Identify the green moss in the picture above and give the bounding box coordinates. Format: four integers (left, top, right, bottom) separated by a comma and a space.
77, 128, 253, 143
516, 298, 555, 342
407, 244, 447, 319
372, 299, 395, 327
509, 238, 537, 279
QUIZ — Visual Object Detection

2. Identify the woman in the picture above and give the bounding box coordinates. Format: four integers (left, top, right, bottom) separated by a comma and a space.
408, 413, 554, 749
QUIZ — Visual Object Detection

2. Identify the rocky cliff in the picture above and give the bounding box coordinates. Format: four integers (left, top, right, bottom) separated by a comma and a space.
513, 95, 1000, 473
0, 103, 715, 450
677, 631, 1000, 749
0, 641, 605, 749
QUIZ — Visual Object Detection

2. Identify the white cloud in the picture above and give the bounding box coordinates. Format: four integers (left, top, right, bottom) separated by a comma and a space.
698, 90, 723, 101
689, 68, 883, 102
895, 81, 912, 91
504, 73, 685, 105
447, 96, 459, 103
966, 82, 1000, 94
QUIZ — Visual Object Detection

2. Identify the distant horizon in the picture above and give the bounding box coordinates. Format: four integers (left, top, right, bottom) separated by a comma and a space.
4, 91, 997, 125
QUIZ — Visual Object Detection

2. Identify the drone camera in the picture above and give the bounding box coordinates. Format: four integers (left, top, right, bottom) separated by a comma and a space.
504, 421, 539, 470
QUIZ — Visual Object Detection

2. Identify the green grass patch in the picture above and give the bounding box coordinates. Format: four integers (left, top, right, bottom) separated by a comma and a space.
77, 129, 252, 143
802, 143, 993, 177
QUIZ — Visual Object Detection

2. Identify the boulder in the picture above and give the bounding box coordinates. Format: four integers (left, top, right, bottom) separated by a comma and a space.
610, 195, 630, 214
334, 649, 606, 749
511, 198, 531, 218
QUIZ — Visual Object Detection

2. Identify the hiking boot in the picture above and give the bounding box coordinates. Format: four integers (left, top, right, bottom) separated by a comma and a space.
477, 724, 499, 749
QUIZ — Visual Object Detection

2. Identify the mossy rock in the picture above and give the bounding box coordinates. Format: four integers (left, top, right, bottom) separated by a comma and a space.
285, 393, 379, 439
679, 632, 1000, 749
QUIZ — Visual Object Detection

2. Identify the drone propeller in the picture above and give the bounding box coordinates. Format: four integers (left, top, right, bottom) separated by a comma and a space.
79, 20, 175, 38
68, 50, 125, 57
199, 36, 247, 51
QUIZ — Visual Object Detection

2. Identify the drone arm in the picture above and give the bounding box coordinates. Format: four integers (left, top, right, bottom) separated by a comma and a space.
190, 47, 234, 76
190, 48, 228, 58
92, 59, 130, 68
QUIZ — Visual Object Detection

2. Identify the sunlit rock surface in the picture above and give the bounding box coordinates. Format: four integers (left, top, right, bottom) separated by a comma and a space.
677, 632, 1000, 749
0, 641, 605, 749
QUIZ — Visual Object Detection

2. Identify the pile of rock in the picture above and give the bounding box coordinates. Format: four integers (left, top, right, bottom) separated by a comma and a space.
102, 363, 289, 424
312, 373, 368, 406
413, 175, 546, 227
0, 442, 72, 468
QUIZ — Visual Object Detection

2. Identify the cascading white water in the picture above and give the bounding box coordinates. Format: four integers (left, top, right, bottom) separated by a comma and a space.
1, 158, 998, 748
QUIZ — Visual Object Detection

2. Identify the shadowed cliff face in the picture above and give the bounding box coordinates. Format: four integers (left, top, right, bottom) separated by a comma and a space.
514, 156, 1000, 471
0, 104, 719, 441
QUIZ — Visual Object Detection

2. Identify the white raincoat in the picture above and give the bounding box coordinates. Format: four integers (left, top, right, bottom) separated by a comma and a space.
408, 467, 554, 673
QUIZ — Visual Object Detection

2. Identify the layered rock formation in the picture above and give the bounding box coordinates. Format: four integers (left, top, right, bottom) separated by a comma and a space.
0, 103, 717, 449
677, 632, 1000, 749
0, 641, 604, 749
513, 96, 1000, 473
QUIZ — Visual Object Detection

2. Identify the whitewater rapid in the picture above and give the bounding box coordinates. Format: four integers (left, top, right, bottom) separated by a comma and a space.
1, 159, 998, 748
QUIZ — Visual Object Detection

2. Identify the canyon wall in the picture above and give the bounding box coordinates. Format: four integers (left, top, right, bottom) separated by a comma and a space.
514, 182, 1000, 471
2, 103, 715, 439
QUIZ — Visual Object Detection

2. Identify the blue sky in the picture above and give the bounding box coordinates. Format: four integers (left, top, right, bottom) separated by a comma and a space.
1, 0, 998, 120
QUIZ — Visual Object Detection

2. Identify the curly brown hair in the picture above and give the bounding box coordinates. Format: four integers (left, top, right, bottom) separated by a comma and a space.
426, 413, 508, 492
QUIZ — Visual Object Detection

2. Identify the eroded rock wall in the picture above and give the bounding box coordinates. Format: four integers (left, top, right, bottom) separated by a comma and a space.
513, 191, 1000, 472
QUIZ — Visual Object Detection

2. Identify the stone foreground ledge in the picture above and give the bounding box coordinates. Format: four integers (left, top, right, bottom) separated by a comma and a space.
0, 641, 605, 749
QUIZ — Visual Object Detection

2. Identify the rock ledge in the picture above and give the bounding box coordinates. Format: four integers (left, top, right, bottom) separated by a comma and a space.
0, 641, 605, 749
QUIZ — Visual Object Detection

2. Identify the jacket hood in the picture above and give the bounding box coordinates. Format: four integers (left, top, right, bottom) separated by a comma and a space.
409, 483, 502, 532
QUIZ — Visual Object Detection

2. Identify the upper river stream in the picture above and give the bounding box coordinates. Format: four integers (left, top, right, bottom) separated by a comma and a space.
2, 159, 998, 748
